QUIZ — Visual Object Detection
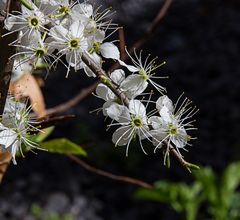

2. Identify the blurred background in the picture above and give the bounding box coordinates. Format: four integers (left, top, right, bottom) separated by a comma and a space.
1, 0, 240, 219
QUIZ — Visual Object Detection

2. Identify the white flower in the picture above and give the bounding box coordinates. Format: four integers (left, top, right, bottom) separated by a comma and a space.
0, 97, 39, 164
149, 95, 198, 159
106, 100, 151, 156
4, 3, 47, 43
119, 49, 166, 94
48, 21, 88, 77
71, 2, 93, 23
72, 4, 117, 35
11, 37, 57, 71
88, 29, 120, 60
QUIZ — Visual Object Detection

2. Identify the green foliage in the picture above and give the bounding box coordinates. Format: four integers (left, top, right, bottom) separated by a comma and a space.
33, 127, 55, 143
40, 138, 87, 156
136, 181, 203, 220
31, 203, 74, 220
136, 162, 240, 220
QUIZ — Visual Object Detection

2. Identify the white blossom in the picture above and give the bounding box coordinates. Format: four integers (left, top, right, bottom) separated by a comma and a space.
4, 3, 47, 43
149, 95, 198, 159
48, 21, 88, 76
119, 49, 166, 94
0, 97, 39, 164
107, 100, 151, 156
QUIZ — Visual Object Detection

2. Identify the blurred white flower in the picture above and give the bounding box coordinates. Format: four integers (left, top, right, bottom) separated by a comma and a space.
0, 97, 39, 164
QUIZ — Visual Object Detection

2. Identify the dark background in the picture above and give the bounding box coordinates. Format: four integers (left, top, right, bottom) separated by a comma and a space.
0, 0, 240, 219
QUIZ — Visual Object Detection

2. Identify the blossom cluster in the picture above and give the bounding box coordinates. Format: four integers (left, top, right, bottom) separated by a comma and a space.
1, 0, 198, 164
0, 96, 39, 164
4, 0, 120, 79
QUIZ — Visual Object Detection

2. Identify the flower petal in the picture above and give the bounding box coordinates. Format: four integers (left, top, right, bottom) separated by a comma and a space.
112, 126, 133, 146
129, 100, 146, 117
156, 95, 174, 113
100, 42, 120, 60
171, 127, 188, 148
118, 60, 139, 72
106, 104, 130, 122
0, 129, 17, 148
110, 69, 125, 84
121, 74, 148, 98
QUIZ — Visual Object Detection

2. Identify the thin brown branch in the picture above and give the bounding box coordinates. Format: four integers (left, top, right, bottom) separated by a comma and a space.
81, 52, 129, 106
0, 0, 19, 114
5, 0, 12, 17
119, 28, 126, 59
109, 0, 173, 72
68, 154, 153, 189
46, 81, 99, 116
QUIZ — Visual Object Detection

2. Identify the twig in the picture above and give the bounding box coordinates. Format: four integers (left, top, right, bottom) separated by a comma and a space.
45, 0, 173, 115
119, 28, 126, 59
81, 52, 129, 106
68, 154, 153, 189
46, 81, 99, 115
80, 45, 198, 172
0, 0, 19, 114
0, 0, 20, 184
5, 0, 12, 17
109, 0, 173, 72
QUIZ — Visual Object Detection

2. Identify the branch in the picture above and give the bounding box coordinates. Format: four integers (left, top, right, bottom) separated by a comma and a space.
81, 48, 198, 172
0, 0, 21, 184
109, 0, 173, 72
46, 81, 99, 115
67, 154, 153, 189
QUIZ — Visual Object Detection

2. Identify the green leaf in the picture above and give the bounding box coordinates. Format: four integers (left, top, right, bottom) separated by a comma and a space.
193, 167, 218, 204
34, 126, 55, 143
19, 0, 33, 10
40, 138, 87, 156
220, 162, 240, 209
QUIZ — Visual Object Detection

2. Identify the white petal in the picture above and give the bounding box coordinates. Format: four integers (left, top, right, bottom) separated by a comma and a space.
102, 100, 114, 116
129, 100, 146, 117
156, 95, 174, 113
94, 30, 105, 43
106, 104, 130, 122
83, 52, 101, 77
149, 116, 164, 130
0, 129, 17, 148
110, 69, 125, 84
72, 3, 93, 18
118, 60, 139, 72
100, 43, 120, 60
121, 74, 148, 98
160, 106, 173, 123
172, 127, 188, 148
150, 129, 168, 146
112, 126, 133, 146
49, 25, 68, 41
96, 84, 112, 101
70, 21, 84, 38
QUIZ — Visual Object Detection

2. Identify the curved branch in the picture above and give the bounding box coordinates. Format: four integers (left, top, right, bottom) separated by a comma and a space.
68, 154, 153, 189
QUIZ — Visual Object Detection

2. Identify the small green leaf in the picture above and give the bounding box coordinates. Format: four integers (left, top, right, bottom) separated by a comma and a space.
34, 126, 55, 143
40, 138, 87, 156
19, 0, 33, 10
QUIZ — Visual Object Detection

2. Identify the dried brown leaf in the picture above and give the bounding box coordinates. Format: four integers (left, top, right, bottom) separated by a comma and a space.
10, 74, 46, 117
